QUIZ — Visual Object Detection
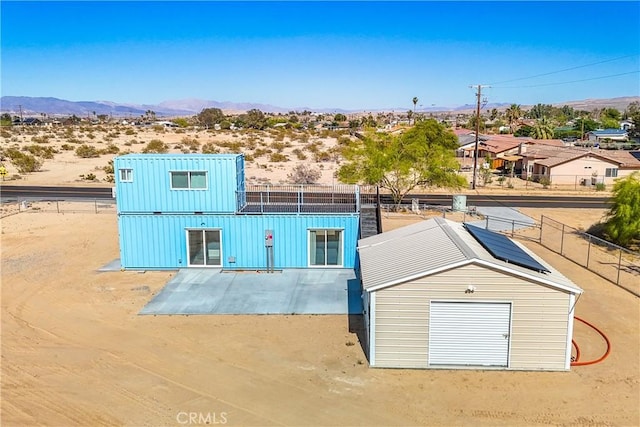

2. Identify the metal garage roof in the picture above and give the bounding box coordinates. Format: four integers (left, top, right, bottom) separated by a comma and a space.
357, 217, 582, 294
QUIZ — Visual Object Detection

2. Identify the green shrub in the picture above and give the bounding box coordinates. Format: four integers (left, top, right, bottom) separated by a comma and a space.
539, 176, 552, 188
6, 150, 43, 173
142, 139, 168, 153
269, 153, 288, 162
201, 143, 219, 154
100, 144, 120, 154
595, 182, 606, 191
79, 173, 97, 181
75, 144, 100, 158
24, 145, 57, 159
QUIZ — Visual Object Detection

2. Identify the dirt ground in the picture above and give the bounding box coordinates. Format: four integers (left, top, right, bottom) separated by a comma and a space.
1, 208, 639, 426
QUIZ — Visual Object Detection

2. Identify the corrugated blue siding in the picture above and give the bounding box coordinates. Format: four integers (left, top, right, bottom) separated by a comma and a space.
118, 214, 360, 269
114, 154, 243, 213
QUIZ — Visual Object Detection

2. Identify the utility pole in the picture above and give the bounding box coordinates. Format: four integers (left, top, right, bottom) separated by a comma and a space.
469, 85, 490, 190
18, 104, 24, 132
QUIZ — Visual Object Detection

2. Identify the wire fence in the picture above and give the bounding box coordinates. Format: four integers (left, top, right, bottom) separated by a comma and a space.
1, 199, 116, 217
540, 215, 639, 297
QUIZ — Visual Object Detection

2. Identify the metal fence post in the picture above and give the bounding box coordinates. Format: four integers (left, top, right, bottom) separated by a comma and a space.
539, 215, 544, 243
260, 193, 264, 213
616, 249, 623, 285
586, 234, 591, 268
57, 200, 60, 214
485, 216, 489, 229
560, 224, 565, 255
95, 199, 98, 214
511, 220, 515, 237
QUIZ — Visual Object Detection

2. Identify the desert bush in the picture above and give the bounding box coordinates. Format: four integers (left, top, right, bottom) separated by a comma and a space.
142, 139, 168, 153
24, 145, 57, 159
313, 150, 332, 162
538, 176, 551, 188
595, 182, 606, 191
87, 133, 96, 140
75, 144, 100, 158
253, 148, 272, 158
79, 173, 97, 181
103, 160, 114, 174
1, 130, 12, 139
152, 125, 165, 132
6, 150, 43, 173
60, 144, 74, 151
201, 143, 219, 154
292, 148, 307, 160
287, 164, 321, 184
31, 134, 53, 144
125, 128, 136, 135
100, 143, 120, 154
181, 137, 200, 152
218, 140, 243, 152
269, 153, 288, 162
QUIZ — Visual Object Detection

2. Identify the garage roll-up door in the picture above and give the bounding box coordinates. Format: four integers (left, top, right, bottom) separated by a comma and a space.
429, 302, 511, 367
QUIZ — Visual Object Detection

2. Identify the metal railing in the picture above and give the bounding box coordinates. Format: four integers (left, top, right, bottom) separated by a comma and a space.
237, 184, 378, 214
540, 215, 639, 297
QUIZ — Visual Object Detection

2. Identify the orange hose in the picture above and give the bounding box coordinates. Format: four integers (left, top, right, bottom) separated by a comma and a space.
571, 316, 611, 366
571, 339, 580, 362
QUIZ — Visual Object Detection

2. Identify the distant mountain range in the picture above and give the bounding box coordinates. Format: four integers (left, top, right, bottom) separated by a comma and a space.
1, 95, 638, 117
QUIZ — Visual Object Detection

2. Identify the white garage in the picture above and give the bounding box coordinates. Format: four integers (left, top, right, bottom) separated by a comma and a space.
358, 217, 583, 371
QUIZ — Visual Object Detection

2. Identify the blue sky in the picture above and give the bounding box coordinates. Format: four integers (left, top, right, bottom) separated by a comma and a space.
2, 1, 639, 111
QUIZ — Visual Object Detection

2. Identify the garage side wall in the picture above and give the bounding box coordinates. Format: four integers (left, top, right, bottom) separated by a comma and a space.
373, 263, 571, 370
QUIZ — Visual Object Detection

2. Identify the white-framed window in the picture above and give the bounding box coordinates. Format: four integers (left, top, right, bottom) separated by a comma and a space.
605, 168, 618, 178
119, 168, 133, 182
308, 229, 343, 267
170, 171, 207, 189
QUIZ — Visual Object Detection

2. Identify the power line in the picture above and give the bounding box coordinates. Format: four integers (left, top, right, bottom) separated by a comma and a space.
487, 54, 638, 86
491, 70, 639, 89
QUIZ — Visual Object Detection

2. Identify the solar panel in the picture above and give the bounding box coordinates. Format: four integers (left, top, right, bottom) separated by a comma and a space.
630, 151, 640, 161
465, 223, 550, 273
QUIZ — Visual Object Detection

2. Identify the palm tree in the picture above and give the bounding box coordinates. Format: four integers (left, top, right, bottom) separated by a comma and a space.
505, 104, 522, 134
531, 118, 555, 139
412, 97, 418, 124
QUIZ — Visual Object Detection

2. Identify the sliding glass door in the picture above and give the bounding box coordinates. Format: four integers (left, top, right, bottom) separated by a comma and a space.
309, 229, 343, 267
187, 229, 221, 267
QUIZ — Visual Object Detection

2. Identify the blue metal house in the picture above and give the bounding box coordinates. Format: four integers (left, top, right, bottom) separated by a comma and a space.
113, 154, 362, 270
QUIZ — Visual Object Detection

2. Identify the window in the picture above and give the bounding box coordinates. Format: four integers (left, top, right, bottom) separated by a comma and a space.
119, 168, 133, 182
171, 171, 207, 189
605, 168, 618, 178
309, 229, 343, 267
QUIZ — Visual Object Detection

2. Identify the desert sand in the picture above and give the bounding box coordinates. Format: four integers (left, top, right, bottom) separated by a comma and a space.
1, 125, 638, 426
1, 205, 638, 426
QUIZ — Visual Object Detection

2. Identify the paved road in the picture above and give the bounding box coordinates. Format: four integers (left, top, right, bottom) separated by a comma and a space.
0, 185, 610, 208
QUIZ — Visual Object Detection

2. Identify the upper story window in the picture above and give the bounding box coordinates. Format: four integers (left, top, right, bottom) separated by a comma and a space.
170, 171, 207, 190
605, 168, 618, 178
119, 168, 133, 182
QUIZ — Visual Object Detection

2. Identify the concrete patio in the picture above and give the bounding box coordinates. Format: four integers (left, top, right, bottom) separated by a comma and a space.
138, 268, 362, 315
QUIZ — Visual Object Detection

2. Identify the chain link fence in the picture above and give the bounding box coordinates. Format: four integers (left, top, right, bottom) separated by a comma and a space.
1, 199, 116, 217
540, 215, 639, 297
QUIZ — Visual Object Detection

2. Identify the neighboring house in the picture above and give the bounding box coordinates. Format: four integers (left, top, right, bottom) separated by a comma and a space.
587, 129, 628, 143
457, 134, 564, 170
520, 145, 640, 185
620, 119, 634, 131
113, 154, 363, 270
358, 217, 582, 371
